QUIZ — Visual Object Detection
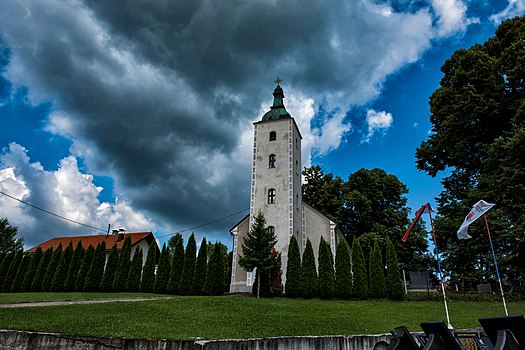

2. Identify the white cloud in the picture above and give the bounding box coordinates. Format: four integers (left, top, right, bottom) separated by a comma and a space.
490, 0, 525, 24
0, 143, 154, 248
363, 109, 394, 143
431, 0, 479, 37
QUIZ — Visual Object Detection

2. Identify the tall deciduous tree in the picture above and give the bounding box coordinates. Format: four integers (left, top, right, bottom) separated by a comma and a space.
318, 237, 335, 299
113, 237, 132, 292
141, 240, 158, 293
0, 218, 23, 253
368, 240, 386, 299
300, 239, 318, 299
178, 233, 196, 295
386, 238, 404, 300
126, 247, 143, 292
167, 234, 184, 295
352, 238, 367, 299
64, 242, 83, 292
335, 240, 352, 299
100, 244, 119, 292
32, 247, 53, 292
192, 238, 207, 295
285, 235, 302, 298
415, 15, 525, 286
239, 212, 277, 298
154, 243, 170, 294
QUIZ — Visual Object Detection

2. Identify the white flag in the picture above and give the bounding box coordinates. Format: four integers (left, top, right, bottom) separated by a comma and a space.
457, 200, 495, 239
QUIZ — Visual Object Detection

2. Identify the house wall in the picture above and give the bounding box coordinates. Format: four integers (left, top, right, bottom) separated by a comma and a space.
131, 239, 151, 265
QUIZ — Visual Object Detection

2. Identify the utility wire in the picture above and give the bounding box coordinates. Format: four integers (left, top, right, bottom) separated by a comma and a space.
156, 207, 249, 238
0, 190, 107, 232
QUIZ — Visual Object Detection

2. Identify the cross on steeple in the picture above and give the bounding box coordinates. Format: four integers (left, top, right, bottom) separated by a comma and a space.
274, 76, 283, 86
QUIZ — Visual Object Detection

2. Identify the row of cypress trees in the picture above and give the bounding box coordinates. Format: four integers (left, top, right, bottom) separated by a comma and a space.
0, 233, 229, 295
285, 236, 404, 300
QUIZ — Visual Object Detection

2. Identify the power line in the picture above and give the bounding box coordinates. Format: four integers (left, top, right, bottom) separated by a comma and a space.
156, 207, 249, 239
0, 190, 107, 232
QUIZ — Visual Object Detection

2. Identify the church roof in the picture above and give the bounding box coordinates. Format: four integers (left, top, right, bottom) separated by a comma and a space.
261, 78, 291, 121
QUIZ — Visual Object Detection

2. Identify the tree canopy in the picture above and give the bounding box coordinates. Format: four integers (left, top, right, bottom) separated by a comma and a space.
0, 218, 23, 253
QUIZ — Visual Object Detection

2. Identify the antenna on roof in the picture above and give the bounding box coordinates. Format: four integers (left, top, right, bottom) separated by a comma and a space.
106, 224, 111, 237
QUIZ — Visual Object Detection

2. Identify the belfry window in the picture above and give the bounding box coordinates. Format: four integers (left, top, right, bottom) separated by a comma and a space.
268, 189, 276, 204
267, 226, 275, 235
269, 131, 276, 141
269, 154, 276, 168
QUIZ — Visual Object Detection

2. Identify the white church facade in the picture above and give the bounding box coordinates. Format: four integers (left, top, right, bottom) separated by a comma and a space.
230, 81, 342, 293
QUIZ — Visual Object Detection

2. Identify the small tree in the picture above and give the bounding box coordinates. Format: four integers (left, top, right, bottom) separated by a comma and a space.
178, 233, 196, 295
368, 240, 386, 298
269, 252, 283, 297
300, 239, 318, 299
2, 251, 22, 292
64, 242, 84, 292
21, 247, 43, 292
386, 238, 405, 300
51, 243, 73, 292
318, 237, 335, 299
0, 252, 15, 288
126, 247, 143, 292
335, 240, 352, 299
140, 240, 157, 293
11, 253, 30, 292
167, 234, 184, 294
32, 247, 53, 292
285, 235, 302, 298
239, 212, 277, 298
75, 245, 94, 291
42, 244, 63, 292
204, 242, 225, 296
0, 218, 24, 253
352, 238, 368, 299
153, 244, 170, 294
113, 236, 132, 292
192, 238, 207, 295
84, 242, 106, 292
100, 244, 119, 292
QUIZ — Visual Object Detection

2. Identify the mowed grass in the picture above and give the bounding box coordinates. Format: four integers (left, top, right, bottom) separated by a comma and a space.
0, 294, 523, 340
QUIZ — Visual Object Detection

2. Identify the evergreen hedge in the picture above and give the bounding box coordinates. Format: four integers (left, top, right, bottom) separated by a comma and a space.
113, 237, 132, 292
318, 237, 335, 299
64, 242, 83, 292
178, 233, 196, 295
167, 234, 184, 295
75, 245, 94, 291
51, 243, 73, 292
351, 238, 368, 299
386, 238, 405, 300
3, 251, 22, 292
84, 242, 106, 292
300, 239, 318, 299
204, 242, 225, 296
11, 253, 30, 293
42, 244, 62, 292
126, 247, 143, 292
368, 239, 386, 298
140, 240, 157, 293
21, 247, 42, 292
32, 247, 53, 292
100, 244, 119, 292
154, 244, 170, 294
0, 252, 15, 289
192, 238, 207, 295
285, 235, 301, 298
335, 240, 352, 299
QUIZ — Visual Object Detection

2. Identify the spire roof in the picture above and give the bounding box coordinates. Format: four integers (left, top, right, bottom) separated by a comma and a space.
262, 77, 291, 121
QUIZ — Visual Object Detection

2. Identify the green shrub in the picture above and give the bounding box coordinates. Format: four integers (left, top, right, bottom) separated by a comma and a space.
84, 242, 106, 292
386, 238, 404, 300
64, 242, 83, 292
113, 237, 132, 292
301, 239, 318, 299
192, 238, 207, 295
140, 240, 157, 293
100, 244, 119, 292
178, 233, 196, 295
51, 243, 73, 292
32, 247, 53, 292
335, 240, 352, 299
368, 240, 386, 298
42, 245, 62, 292
351, 238, 368, 299
0, 252, 15, 289
205, 242, 225, 296
167, 234, 184, 295
11, 253, 30, 292
318, 237, 335, 299
126, 247, 143, 292
285, 235, 302, 298
75, 245, 94, 291
21, 247, 42, 292
154, 244, 170, 294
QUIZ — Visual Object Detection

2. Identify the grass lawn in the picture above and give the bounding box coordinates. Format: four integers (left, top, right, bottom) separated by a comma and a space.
0, 294, 523, 340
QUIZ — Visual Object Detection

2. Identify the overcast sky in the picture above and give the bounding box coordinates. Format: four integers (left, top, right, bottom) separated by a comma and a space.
1, 0, 523, 249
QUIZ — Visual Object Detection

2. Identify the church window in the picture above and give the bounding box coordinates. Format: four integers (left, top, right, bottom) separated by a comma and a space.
267, 226, 275, 235
269, 131, 276, 141
269, 154, 276, 168
268, 189, 276, 204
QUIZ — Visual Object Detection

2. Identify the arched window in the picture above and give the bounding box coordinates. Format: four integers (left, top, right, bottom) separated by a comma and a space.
269, 131, 276, 141
269, 154, 276, 168
268, 189, 276, 204
267, 226, 275, 235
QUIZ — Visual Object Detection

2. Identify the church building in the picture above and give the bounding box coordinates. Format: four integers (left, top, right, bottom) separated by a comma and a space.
229, 81, 343, 293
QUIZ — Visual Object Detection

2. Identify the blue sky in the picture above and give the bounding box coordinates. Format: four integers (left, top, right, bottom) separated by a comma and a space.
0, 0, 524, 249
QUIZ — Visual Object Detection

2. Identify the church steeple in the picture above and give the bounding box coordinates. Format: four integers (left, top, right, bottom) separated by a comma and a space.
262, 77, 291, 121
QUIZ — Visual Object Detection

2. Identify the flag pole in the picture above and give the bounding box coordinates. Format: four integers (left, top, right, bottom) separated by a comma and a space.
428, 208, 453, 329
483, 214, 508, 316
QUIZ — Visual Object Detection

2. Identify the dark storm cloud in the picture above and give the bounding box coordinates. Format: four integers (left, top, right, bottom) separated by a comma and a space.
0, 0, 440, 238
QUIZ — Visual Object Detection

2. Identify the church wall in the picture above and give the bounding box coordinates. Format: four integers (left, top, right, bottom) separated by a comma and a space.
302, 204, 335, 267
230, 218, 251, 293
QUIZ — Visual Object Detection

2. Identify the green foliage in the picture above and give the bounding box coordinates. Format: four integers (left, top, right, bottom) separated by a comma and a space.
285, 235, 302, 298
100, 245, 119, 292
224, 251, 232, 293
0, 218, 23, 253
42, 244, 63, 292
335, 240, 352, 299
239, 212, 277, 298
0, 252, 15, 291
84, 242, 106, 292
32, 247, 53, 292
21, 247, 42, 292
64, 242, 83, 292
178, 233, 196, 295
415, 16, 525, 284
75, 245, 94, 291
11, 253, 30, 293
167, 234, 184, 295
154, 244, 171, 294
318, 237, 335, 299
386, 239, 405, 300
368, 240, 386, 298
2, 251, 22, 292
51, 243, 73, 292
192, 238, 207, 295
269, 253, 283, 297
141, 240, 157, 293
205, 242, 225, 296
126, 247, 143, 292
300, 239, 318, 299
113, 237, 132, 292
351, 238, 368, 299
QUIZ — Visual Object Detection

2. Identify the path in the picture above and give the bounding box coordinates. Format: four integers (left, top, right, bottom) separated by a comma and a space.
0, 296, 174, 308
